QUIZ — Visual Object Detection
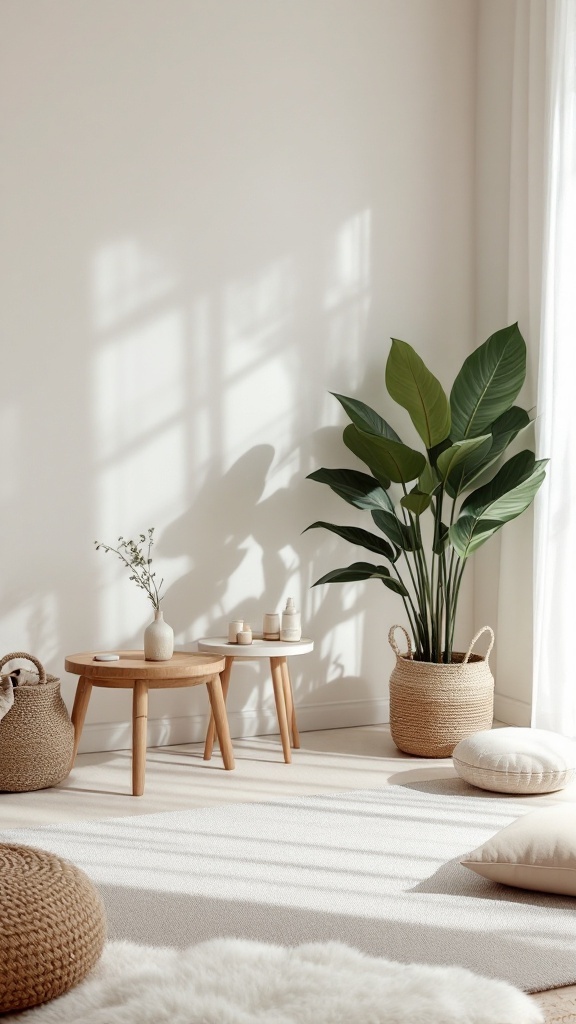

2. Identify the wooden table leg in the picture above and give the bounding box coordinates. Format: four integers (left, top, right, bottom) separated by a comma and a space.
270, 657, 292, 764
206, 674, 235, 770
70, 676, 93, 769
204, 656, 234, 760
132, 679, 149, 797
281, 659, 301, 749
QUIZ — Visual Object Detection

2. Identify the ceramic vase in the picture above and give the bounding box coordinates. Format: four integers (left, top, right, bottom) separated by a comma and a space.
144, 608, 174, 661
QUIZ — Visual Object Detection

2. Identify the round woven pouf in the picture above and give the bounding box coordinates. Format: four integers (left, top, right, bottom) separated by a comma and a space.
0, 843, 107, 1013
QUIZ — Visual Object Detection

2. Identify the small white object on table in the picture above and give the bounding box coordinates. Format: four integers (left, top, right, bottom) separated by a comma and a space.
197, 635, 314, 763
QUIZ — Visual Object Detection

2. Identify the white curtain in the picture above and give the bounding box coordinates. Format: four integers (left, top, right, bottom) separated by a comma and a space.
532, 0, 576, 734
474, 0, 547, 727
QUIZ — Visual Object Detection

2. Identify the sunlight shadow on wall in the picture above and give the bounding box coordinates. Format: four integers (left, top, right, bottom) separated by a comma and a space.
322, 209, 371, 391
300, 209, 375, 709
87, 208, 378, 734
90, 238, 187, 647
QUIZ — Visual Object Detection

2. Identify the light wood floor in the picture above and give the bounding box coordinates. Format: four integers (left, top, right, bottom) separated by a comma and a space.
1, 724, 574, 1021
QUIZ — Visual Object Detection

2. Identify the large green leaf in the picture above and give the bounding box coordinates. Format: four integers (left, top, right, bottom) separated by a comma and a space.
306, 467, 394, 510
385, 338, 451, 448
304, 521, 400, 562
444, 439, 493, 498
344, 424, 426, 484
427, 436, 453, 468
312, 561, 409, 596
450, 323, 526, 440
448, 516, 500, 559
454, 406, 532, 495
461, 450, 546, 521
371, 509, 420, 551
433, 522, 450, 555
400, 490, 432, 515
436, 435, 492, 483
331, 394, 402, 441
418, 462, 438, 494
484, 406, 531, 467
449, 450, 547, 558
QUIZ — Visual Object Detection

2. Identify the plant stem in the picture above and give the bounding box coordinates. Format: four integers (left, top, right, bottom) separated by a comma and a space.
449, 558, 467, 654
391, 563, 420, 643
406, 513, 427, 656
443, 497, 460, 662
432, 490, 444, 662
414, 514, 432, 654
397, 499, 427, 657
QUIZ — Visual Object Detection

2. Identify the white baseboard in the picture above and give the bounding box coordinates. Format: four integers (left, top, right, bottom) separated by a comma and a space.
77, 697, 390, 755
77, 692, 533, 755
493, 692, 531, 727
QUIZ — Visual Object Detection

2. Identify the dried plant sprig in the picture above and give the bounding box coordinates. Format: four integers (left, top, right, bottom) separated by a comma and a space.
95, 527, 165, 611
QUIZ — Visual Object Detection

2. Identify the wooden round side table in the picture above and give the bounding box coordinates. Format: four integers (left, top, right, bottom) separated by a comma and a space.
65, 651, 234, 796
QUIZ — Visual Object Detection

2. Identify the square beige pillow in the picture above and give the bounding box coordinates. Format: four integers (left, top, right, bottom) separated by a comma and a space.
462, 804, 576, 895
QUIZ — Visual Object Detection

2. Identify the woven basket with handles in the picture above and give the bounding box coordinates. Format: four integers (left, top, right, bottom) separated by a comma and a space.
0, 653, 74, 792
388, 625, 495, 758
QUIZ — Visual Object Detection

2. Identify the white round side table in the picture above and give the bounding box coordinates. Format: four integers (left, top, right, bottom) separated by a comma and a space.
197, 636, 314, 763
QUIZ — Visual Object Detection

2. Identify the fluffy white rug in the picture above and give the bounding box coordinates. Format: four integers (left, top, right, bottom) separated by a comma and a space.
6, 938, 542, 1024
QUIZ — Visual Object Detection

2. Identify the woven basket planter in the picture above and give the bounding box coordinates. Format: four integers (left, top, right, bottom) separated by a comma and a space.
0, 652, 74, 792
388, 626, 495, 758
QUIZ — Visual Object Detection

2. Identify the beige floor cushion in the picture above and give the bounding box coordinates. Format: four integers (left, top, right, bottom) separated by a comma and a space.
462, 803, 576, 895
452, 727, 576, 794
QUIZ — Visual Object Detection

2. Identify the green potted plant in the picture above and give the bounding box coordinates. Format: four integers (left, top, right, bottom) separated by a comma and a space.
305, 323, 547, 756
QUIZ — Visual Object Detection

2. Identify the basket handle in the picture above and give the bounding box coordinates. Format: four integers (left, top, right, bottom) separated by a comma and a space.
0, 652, 47, 684
388, 625, 413, 660
462, 627, 495, 666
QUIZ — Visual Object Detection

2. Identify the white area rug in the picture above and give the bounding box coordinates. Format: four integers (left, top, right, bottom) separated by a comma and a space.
3, 938, 543, 1024
3, 779, 576, 993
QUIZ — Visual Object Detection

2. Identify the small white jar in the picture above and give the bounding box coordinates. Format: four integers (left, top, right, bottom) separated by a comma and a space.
263, 612, 280, 640
228, 619, 244, 643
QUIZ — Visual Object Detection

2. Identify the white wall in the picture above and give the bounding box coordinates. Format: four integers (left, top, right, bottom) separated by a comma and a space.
0, 0, 478, 752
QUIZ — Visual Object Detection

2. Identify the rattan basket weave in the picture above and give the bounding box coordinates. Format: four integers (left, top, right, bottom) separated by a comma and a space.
0, 652, 74, 792
388, 625, 495, 758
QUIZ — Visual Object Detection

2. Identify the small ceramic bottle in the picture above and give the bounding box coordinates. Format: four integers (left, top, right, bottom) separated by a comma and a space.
280, 598, 301, 642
